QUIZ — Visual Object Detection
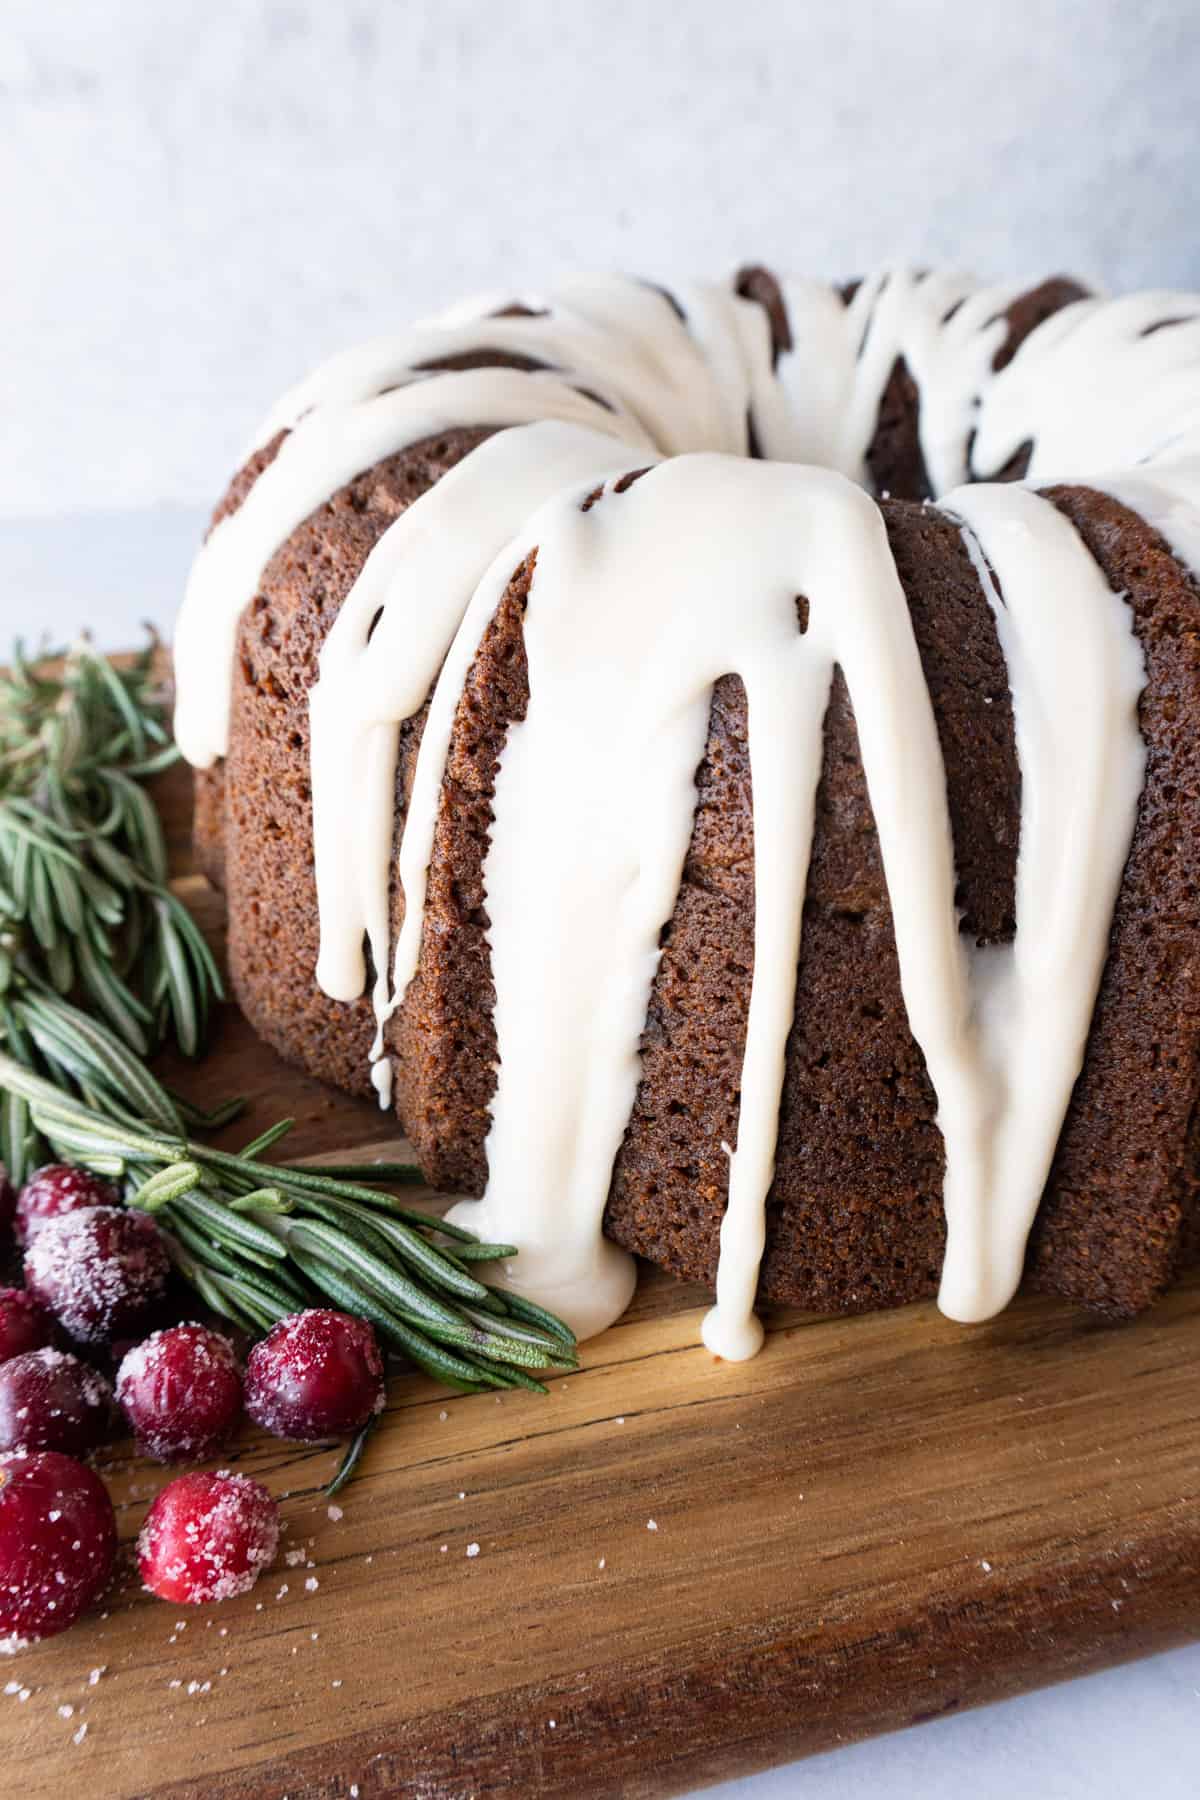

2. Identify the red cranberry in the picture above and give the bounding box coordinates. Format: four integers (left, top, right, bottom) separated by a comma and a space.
0, 1450, 117, 1649
117, 1324, 243, 1462
245, 1309, 384, 1442
137, 1471, 279, 1605
16, 1165, 120, 1246
0, 1288, 54, 1364
24, 1206, 170, 1347
0, 1349, 115, 1456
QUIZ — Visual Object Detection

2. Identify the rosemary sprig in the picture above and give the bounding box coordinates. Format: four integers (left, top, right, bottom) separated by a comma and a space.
0, 1041, 578, 1394
0, 639, 223, 1180
0, 637, 577, 1410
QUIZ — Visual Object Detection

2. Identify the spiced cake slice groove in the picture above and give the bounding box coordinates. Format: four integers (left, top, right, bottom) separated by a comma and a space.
217, 428, 495, 1099
604, 497, 1023, 1313
1023, 485, 1200, 1315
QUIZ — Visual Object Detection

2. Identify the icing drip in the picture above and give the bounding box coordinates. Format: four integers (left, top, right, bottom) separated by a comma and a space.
444, 460, 932, 1347
973, 295, 1200, 482
453, 464, 1143, 1351
308, 422, 636, 1027
176, 372, 646, 770
173, 266, 1197, 1353
935, 486, 1146, 1319
759, 270, 1024, 487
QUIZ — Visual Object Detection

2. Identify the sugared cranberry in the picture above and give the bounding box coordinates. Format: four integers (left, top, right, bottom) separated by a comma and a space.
0, 1450, 117, 1649
24, 1206, 170, 1347
0, 1349, 115, 1456
16, 1165, 119, 1246
0, 1166, 14, 1240
137, 1471, 279, 1605
117, 1324, 243, 1462
245, 1309, 384, 1442
0, 1288, 54, 1364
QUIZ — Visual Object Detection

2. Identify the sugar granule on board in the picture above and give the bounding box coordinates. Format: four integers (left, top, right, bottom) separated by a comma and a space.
646, 1519, 658, 1532
466, 1543, 480, 1559
326, 1504, 344, 1522
304, 1576, 319, 1592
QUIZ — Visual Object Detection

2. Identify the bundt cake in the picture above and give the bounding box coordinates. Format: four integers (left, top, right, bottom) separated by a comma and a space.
174, 267, 1200, 1359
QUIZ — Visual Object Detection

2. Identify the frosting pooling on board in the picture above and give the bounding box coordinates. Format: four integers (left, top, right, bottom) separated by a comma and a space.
176, 268, 1200, 1354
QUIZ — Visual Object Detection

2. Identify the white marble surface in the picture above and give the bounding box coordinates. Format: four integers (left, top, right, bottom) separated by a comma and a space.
5, 1, 1200, 1789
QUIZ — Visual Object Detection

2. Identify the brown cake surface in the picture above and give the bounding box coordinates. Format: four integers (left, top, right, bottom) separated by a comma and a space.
214, 427, 494, 1103
195, 270, 1200, 1326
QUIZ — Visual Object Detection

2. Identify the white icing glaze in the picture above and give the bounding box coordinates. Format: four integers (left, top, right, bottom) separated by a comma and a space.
176, 371, 645, 770
973, 294, 1200, 483
174, 266, 1199, 1354
935, 485, 1146, 1319
445, 459, 951, 1351
308, 421, 636, 1024
763, 270, 1024, 488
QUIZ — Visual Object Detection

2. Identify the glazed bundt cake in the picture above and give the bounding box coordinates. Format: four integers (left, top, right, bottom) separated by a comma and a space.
175, 267, 1200, 1358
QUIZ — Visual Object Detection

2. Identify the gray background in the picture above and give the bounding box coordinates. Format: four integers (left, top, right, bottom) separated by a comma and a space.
3, 1, 1200, 1793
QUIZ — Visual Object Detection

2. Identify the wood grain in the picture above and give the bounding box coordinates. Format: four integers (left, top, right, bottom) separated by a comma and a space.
0, 757, 1197, 1800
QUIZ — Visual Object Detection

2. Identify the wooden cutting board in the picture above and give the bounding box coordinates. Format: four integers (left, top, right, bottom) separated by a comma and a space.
2, 758, 1198, 1800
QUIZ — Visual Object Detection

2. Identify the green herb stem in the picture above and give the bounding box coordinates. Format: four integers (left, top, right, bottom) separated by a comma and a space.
0, 1039, 577, 1393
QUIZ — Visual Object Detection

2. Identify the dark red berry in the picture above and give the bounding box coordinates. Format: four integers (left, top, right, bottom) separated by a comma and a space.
0, 1449, 117, 1650
24, 1206, 170, 1347
16, 1165, 120, 1246
0, 1288, 54, 1364
137, 1471, 279, 1605
0, 1166, 14, 1240
245, 1309, 384, 1442
117, 1324, 243, 1462
0, 1349, 115, 1456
